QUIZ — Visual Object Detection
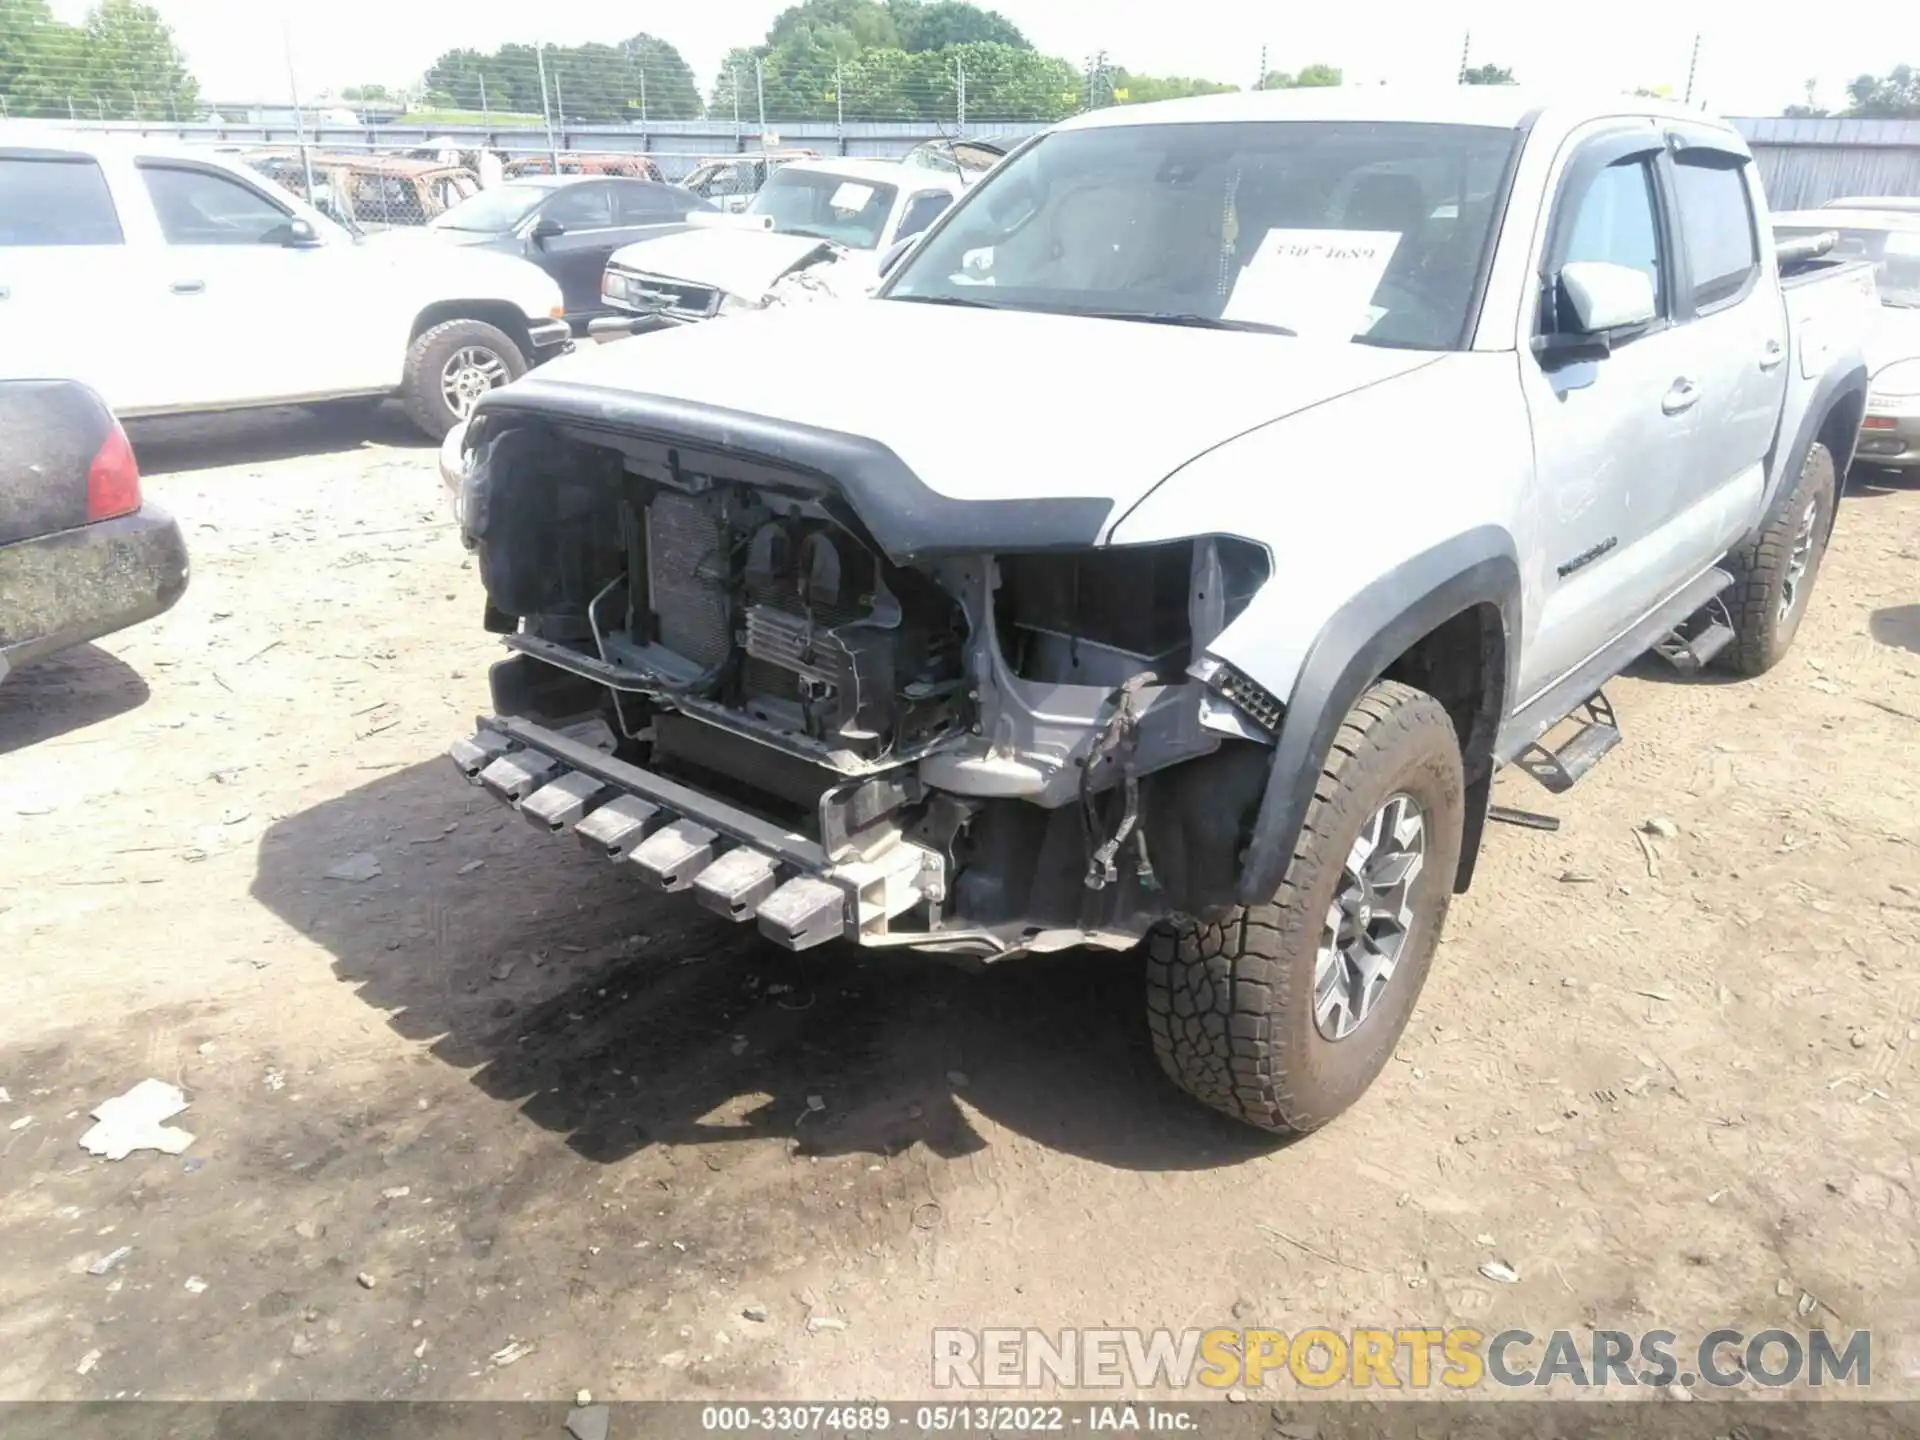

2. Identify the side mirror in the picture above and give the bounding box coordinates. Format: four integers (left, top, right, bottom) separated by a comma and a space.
530, 216, 566, 242
285, 218, 324, 249
1534, 260, 1658, 365
878, 236, 914, 279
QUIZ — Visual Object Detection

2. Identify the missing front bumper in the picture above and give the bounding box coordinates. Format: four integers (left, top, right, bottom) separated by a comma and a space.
449, 713, 942, 952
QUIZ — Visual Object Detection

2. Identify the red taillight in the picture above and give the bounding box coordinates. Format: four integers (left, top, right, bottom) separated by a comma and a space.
86, 419, 141, 523
1862, 416, 1897, 431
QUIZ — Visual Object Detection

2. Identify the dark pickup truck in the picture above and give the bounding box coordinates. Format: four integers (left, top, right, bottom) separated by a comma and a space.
0, 380, 189, 684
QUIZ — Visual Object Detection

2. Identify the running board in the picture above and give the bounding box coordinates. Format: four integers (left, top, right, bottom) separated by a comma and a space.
1496, 565, 1734, 770
1652, 618, 1736, 673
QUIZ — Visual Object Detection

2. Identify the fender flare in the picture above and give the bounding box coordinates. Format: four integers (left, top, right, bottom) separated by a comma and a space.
1755, 363, 1869, 539
1234, 526, 1521, 907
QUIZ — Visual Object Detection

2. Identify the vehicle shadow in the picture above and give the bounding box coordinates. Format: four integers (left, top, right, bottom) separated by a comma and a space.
1845, 463, 1920, 501
1870, 604, 1920, 655
249, 757, 1281, 1175
0, 644, 151, 755
128, 403, 430, 476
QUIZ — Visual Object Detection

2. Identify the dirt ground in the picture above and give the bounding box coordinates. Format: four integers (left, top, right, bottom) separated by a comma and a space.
3, 405, 1919, 1405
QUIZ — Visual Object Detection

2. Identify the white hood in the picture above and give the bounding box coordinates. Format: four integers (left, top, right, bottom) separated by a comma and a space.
360, 229, 560, 318
526, 300, 1439, 522
606, 228, 848, 300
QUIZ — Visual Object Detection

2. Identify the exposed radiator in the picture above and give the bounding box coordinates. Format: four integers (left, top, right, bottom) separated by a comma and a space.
647, 492, 732, 670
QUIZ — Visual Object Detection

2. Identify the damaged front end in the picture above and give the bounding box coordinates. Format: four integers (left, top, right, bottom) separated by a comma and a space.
447, 393, 1279, 959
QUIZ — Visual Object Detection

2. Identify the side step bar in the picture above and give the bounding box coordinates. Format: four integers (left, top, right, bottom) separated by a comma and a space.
1514, 691, 1620, 796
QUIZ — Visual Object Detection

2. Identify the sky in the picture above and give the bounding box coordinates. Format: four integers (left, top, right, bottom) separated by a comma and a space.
48, 0, 1920, 117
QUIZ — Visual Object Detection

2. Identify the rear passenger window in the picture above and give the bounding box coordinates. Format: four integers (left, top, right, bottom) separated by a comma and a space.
1560, 158, 1666, 319
1671, 155, 1760, 309
0, 157, 124, 246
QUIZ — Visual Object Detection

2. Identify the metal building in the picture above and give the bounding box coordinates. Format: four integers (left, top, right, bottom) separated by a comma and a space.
1733, 116, 1920, 210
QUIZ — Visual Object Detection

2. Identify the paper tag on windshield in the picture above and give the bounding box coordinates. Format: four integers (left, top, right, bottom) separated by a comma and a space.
829, 182, 875, 212
1223, 229, 1401, 336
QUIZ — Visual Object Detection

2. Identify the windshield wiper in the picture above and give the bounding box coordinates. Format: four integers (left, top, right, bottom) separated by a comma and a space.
1080, 310, 1296, 336
884, 293, 1009, 309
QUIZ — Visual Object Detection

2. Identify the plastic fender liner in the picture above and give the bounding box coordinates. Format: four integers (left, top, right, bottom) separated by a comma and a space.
1234, 526, 1520, 908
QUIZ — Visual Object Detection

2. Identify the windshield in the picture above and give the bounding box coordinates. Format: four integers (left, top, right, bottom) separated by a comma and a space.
429, 184, 547, 233
885, 121, 1521, 349
747, 169, 899, 249
1776, 225, 1920, 307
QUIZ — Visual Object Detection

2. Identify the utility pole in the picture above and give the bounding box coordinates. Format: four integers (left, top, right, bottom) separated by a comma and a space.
1086, 51, 1108, 110
835, 60, 844, 150
1256, 45, 1267, 91
479, 71, 490, 131
755, 56, 766, 137
639, 63, 647, 126
731, 65, 742, 146
536, 42, 559, 167
281, 20, 315, 209
1683, 33, 1701, 107
955, 56, 966, 130
1458, 31, 1471, 84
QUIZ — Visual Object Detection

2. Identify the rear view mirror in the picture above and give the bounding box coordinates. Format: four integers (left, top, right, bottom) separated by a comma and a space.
878, 237, 914, 279
530, 217, 566, 241
285, 218, 323, 249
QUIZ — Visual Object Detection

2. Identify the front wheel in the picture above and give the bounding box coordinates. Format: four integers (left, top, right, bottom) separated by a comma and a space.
1145, 680, 1464, 1135
1720, 440, 1837, 676
402, 319, 528, 440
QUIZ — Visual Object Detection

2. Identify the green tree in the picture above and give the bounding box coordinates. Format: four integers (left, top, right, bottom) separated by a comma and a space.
1261, 63, 1342, 89
80, 0, 198, 118
621, 32, 701, 118
767, 0, 900, 54
949, 42, 1077, 120
889, 0, 1029, 52
1845, 65, 1920, 117
1111, 69, 1238, 105
1, 0, 75, 116
1460, 63, 1515, 85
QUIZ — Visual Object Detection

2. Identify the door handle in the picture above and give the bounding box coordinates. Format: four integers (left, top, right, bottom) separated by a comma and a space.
1661, 378, 1700, 415
170, 280, 206, 295
1759, 340, 1786, 371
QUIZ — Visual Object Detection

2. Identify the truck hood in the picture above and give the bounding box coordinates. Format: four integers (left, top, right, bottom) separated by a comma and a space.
358, 228, 560, 316
509, 300, 1439, 545
606, 228, 847, 300
1867, 303, 1920, 378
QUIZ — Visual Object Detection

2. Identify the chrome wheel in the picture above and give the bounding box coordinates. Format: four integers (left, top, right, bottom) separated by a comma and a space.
1778, 497, 1820, 625
1315, 792, 1426, 1042
441, 346, 509, 418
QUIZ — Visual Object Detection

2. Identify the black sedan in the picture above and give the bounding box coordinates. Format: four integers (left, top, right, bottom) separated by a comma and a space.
1, 380, 188, 685
427, 176, 717, 328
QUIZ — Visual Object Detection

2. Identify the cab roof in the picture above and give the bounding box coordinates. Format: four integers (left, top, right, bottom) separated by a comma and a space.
1053, 86, 1741, 141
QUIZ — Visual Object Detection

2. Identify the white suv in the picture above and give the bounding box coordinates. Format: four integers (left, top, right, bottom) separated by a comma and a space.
0, 127, 569, 438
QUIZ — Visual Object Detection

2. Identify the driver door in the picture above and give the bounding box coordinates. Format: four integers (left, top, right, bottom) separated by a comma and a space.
1516, 130, 1712, 700
134, 159, 359, 405
526, 182, 619, 317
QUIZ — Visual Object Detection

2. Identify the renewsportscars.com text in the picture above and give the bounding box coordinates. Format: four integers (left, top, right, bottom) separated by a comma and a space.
931, 1326, 1871, 1391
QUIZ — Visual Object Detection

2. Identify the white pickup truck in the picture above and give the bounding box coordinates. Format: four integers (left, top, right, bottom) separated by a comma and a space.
592, 158, 967, 334
442, 89, 1876, 1136
0, 128, 569, 438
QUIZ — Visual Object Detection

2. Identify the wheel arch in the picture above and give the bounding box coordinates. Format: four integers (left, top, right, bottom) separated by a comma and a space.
1760, 363, 1868, 542
1233, 526, 1520, 908
409, 302, 534, 360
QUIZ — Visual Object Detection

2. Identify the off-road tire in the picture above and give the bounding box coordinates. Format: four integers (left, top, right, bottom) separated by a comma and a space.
1721, 440, 1836, 676
1145, 680, 1464, 1135
401, 319, 527, 441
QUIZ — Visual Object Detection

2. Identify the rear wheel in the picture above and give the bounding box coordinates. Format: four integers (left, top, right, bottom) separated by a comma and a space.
1721, 440, 1836, 676
1145, 680, 1464, 1135
402, 319, 527, 440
